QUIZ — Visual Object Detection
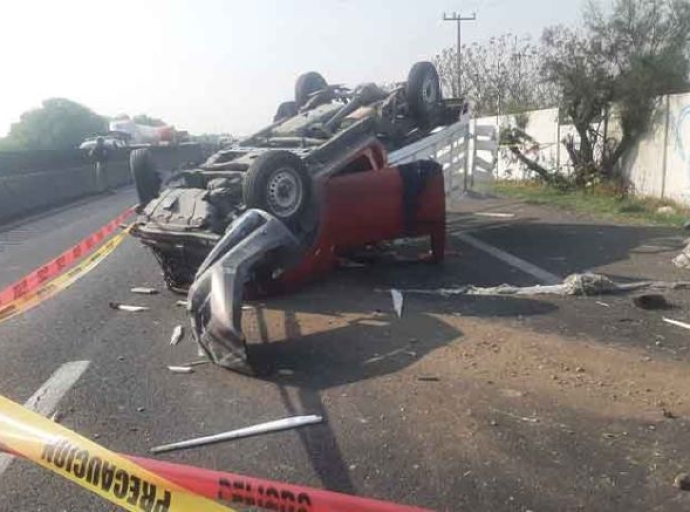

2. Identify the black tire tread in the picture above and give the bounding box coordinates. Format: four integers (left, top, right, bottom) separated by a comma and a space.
406, 61, 441, 125
295, 72, 327, 107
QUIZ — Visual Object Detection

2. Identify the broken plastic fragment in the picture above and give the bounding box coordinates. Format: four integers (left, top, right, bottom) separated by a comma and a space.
108, 302, 149, 312
391, 289, 404, 318
170, 325, 185, 346
474, 212, 515, 219
131, 287, 158, 295
167, 366, 194, 374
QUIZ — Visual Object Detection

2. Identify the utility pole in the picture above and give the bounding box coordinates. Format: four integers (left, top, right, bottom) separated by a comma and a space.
442, 11, 476, 95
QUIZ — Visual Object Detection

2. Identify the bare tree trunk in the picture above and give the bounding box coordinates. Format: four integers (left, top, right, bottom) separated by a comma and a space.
602, 133, 633, 179
508, 146, 551, 181
575, 122, 594, 167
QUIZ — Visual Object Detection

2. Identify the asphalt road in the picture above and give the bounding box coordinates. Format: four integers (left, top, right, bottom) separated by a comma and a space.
2, 192, 690, 511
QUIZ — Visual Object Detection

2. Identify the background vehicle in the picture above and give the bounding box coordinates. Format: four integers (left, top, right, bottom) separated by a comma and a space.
78, 136, 128, 150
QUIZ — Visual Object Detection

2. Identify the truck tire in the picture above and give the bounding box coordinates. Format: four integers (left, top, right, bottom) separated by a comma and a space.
274, 101, 298, 122
243, 151, 311, 226
295, 72, 327, 108
406, 61, 441, 126
130, 148, 161, 206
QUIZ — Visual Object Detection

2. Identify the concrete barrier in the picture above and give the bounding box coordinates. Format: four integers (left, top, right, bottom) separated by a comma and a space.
0, 144, 204, 224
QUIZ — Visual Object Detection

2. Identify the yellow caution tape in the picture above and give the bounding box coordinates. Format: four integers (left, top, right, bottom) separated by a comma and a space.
0, 394, 234, 511
0, 229, 127, 326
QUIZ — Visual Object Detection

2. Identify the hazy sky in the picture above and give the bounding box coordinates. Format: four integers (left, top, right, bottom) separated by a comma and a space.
1, 0, 589, 137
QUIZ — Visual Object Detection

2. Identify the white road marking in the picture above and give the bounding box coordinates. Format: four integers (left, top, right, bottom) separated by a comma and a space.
0, 360, 90, 476
453, 232, 562, 285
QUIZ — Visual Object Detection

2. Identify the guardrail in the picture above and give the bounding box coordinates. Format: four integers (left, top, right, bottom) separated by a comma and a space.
389, 118, 498, 207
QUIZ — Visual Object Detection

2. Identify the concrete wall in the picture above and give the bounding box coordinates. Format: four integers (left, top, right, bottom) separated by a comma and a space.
477, 91, 690, 205
0, 144, 203, 224
474, 107, 562, 181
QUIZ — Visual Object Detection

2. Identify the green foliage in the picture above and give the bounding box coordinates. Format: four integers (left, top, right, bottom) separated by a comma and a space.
542, 0, 690, 183
493, 180, 690, 226
1, 98, 106, 151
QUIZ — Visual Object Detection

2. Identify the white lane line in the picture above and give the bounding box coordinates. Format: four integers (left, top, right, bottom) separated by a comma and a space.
0, 360, 90, 475
453, 232, 562, 285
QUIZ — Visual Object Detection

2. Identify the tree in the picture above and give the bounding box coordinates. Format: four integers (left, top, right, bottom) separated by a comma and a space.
132, 114, 167, 127
0, 98, 106, 151
434, 34, 559, 116
542, 0, 690, 185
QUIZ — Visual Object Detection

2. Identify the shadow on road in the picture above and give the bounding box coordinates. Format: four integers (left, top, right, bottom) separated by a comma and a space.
245, 255, 559, 494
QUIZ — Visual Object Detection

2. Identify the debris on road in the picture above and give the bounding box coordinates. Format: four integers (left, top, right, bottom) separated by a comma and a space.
130, 287, 158, 295
109, 302, 149, 313
662, 408, 677, 419
169, 325, 185, 346
633, 294, 672, 310
675, 473, 690, 491
391, 289, 404, 318
394, 273, 690, 298
50, 410, 63, 423
673, 242, 690, 268
150, 415, 324, 454
180, 359, 210, 367
490, 408, 539, 424
474, 212, 516, 219
175, 300, 188, 308
663, 317, 690, 331
417, 375, 441, 382
595, 301, 611, 307
167, 366, 194, 374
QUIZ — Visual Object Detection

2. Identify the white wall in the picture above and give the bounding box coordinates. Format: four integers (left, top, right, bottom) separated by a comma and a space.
474, 91, 690, 205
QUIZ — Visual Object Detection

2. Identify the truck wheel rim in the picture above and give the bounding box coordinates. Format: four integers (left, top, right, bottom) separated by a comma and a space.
422, 75, 438, 107
267, 167, 303, 218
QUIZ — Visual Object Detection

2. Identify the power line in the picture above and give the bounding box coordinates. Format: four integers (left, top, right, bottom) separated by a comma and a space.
442, 11, 477, 94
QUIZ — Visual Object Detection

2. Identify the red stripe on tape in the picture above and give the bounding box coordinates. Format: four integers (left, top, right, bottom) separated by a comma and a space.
128, 455, 432, 512
0, 208, 134, 307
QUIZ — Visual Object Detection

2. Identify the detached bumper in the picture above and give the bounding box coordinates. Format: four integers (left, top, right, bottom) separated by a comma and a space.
187, 210, 300, 374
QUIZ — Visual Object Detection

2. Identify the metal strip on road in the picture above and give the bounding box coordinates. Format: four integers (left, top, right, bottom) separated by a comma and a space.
0, 360, 91, 476
453, 232, 562, 285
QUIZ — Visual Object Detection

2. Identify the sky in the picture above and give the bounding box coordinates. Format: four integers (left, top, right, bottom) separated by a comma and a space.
0, 0, 589, 137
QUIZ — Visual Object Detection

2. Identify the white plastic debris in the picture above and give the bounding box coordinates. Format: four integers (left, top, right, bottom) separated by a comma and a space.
663, 317, 690, 331
474, 212, 516, 219
170, 325, 185, 346
176, 300, 189, 308
109, 302, 149, 312
673, 242, 690, 269
391, 273, 690, 298
391, 289, 404, 318
131, 287, 158, 295
167, 366, 194, 374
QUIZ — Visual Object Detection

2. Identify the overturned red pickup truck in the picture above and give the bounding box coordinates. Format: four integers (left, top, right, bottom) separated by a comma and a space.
130, 62, 463, 374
